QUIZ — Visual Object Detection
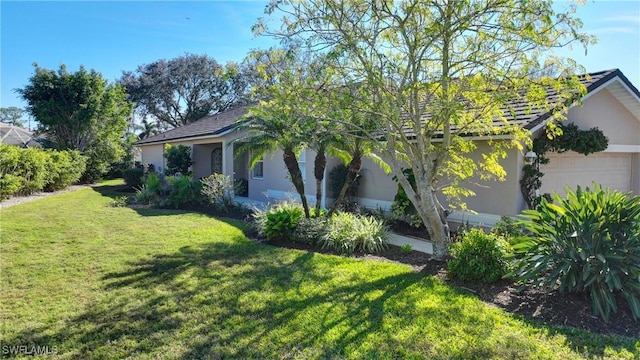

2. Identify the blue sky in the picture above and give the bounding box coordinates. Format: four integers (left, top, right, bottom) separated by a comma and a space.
1, 0, 639, 112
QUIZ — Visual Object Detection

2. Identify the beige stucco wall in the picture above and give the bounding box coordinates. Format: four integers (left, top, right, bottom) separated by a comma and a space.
456, 144, 524, 216
140, 144, 165, 173
356, 157, 396, 208
633, 154, 640, 194
192, 143, 221, 178
567, 88, 640, 146
329, 143, 524, 217
246, 149, 317, 204
539, 87, 640, 196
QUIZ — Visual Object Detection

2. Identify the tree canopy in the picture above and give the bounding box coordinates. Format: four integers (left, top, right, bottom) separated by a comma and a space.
17, 64, 132, 182
256, 0, 594, 257
0, 107, 27, 127
120, 54, 251, 129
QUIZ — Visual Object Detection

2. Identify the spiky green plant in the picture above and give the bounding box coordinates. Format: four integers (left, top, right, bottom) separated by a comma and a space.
512, 184, 640, 321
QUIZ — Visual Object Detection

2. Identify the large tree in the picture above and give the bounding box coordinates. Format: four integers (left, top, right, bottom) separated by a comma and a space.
257, 0, 593, 257
0, 107, 27, 127
17, 64, 132, 182
120, 54, 250, 129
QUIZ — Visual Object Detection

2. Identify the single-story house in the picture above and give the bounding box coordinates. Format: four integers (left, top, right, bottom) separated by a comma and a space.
134, 69, 640, 226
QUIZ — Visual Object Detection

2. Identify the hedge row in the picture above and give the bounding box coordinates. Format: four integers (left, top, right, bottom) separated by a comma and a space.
0, 144, 87, 200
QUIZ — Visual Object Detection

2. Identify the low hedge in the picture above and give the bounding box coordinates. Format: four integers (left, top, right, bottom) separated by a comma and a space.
0, 144, 87, 200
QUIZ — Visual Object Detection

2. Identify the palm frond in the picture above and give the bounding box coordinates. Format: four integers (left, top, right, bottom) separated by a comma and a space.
365, 152, 392, 174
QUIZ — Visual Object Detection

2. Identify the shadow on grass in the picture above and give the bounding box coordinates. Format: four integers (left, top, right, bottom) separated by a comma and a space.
91, 182, 133, 197
6, 235, 637, 358
90, 182, 253, 222
1, 238, 439, 358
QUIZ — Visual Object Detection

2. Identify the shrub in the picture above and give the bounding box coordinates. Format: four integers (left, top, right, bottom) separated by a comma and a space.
166, 175, 203, 209
321, 212, 389, 254
164, 145, 192, 176
328, 164, 360, 198
0, 145, 87, 198
44, 150, 86, 191
144, 172, 166, 194
110, 195, 129, 207
135, 184, 156, 205
200, 173, 234, 210
291, 217, 329, 245
135, 172, 169, 205
106, 134, 138, 179
16, 148, 49, 195
253, 201, 304, 241
123, 168, 145, 190
265, 205, 304, 241
391, 168, 423, 228
0, 144, 22, 200
80, 144, 119, 184
511, 184, 640, 321
0, 173, 22, 200
448, 228, 511, 283
234, 178, 248, 197
491, 215, 527, 239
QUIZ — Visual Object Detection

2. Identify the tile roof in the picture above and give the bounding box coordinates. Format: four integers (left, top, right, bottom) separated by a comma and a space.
135, 69, 636, 145
401, 69, 621, 139
519, 69, 621, 131
134, 105, 251, 145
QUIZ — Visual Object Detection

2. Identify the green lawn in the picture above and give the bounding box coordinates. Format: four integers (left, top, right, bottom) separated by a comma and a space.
1, 180, 638, 359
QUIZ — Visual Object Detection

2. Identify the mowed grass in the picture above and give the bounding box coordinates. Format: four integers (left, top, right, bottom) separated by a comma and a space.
1, 180, 638, 359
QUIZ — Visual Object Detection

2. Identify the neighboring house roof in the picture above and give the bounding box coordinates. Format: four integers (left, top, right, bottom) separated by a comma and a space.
135, 69, 640, 146
0, 123, 40, 148
134, 105, 251, 145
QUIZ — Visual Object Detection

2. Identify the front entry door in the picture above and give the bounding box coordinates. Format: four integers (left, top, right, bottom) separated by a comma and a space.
211, 148, 223, 174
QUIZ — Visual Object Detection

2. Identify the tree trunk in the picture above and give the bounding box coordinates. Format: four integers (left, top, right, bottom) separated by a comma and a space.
314, 150, 326, 217
393, 166, 450, 259
418, 187, 450, 259
283, 148, 310, 218
327, 151, 362, 217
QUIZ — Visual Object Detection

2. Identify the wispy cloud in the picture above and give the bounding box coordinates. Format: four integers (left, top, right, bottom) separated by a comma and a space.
588, 26, 638, 35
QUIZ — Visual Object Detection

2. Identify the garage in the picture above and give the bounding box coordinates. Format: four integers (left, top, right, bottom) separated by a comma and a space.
540, 151, 632, 197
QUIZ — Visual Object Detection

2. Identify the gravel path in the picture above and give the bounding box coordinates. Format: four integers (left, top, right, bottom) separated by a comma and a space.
0, 185, 92, 209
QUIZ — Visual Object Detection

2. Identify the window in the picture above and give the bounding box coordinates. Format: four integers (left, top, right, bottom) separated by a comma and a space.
252, 158, 264, 179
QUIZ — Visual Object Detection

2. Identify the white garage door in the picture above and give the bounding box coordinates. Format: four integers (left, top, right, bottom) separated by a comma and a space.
540, 152, 632, 198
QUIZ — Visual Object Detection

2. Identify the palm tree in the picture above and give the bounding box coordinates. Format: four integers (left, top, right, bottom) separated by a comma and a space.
138, 118, 159, 140
317, 83, 391, 217
235, 47, 338, 218
233, 101, 311, 217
